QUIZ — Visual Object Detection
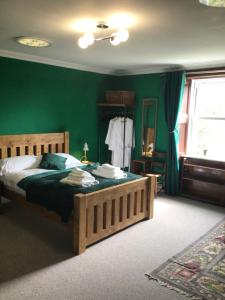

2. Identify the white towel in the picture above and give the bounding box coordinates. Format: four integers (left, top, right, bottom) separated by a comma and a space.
95, 166, 125, 176
60, 168, 99, 187
70, 168, 93, 178
92, 167, 127, 179
60, 176, 98, 187
101, 163, 120, 171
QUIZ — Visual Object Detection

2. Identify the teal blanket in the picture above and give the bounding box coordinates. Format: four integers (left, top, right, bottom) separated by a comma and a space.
17, 165, 141, 222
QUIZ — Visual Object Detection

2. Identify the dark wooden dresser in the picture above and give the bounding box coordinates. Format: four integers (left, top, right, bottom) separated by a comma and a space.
180, 156, 225, 206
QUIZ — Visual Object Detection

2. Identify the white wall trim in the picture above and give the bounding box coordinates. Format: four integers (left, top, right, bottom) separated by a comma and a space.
0, 49, 113, 75
114, 63, 225, 76
1, 49, 224, 77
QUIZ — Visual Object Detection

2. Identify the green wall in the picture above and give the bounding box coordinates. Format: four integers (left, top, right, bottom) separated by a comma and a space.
0, 57, 168, 163
0, 57, 114, 161
114, 73, 168, 159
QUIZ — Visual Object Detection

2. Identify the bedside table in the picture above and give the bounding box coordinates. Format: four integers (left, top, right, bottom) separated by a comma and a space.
132, 159, 151, 175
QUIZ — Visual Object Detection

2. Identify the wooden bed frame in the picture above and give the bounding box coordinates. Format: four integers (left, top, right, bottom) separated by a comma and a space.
0, 132, 155, 255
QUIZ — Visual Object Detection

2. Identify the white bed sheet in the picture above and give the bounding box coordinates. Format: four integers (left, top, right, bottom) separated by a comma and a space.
0, 169, 55, 195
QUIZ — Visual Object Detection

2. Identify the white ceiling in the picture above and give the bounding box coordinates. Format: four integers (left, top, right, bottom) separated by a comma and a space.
0, 0, 225, 75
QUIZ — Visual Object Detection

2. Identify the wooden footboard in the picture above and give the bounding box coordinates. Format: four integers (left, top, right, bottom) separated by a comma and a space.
0, 175, 155, 255
0, 132, 156, 255
73, 175, 155, 254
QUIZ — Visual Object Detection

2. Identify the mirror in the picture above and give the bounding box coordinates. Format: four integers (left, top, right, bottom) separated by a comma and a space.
141, 98, 158, 157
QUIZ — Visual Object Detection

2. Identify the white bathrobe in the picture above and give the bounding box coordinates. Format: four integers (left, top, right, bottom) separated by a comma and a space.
105, 117, 135, 168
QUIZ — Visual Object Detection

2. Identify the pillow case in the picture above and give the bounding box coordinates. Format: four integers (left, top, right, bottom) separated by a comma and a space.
54, 153, 84, 168
39, 153, 67, 170
0, 155, 41, 176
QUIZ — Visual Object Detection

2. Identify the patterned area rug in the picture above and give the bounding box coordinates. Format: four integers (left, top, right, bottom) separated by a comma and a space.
146, 218, 225, 300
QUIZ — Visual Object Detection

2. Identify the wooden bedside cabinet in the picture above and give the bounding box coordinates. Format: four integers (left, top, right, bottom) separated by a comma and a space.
132, 159, 151, 175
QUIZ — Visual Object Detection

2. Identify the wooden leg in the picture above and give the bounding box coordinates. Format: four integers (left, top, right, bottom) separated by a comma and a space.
73, 194, 87, 255
0, 182, 3, 214
155, 179, 158, 198
145, 175, 155, 219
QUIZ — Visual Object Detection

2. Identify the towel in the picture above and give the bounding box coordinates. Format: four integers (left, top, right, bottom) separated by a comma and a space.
92, 165, 127, 179
69, 168, 93, 178
60, 176, 99, 187
60, 168, 99, 187
101, 163, 120, 170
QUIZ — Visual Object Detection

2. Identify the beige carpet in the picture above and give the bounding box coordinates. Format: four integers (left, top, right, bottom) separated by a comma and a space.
0, 196, 224, 300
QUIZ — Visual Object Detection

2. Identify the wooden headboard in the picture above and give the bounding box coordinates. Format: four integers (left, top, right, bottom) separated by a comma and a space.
0, 132, 69, 159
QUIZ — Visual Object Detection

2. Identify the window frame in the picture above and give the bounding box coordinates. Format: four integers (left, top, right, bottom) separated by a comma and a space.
178, 69, 225, 159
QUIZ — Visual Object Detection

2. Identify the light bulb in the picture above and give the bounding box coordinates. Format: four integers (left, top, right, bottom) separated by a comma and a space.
116, 28, 129, 42
110, 36, 121, 46
78, 36, 89, 49
83, 33, 95, 45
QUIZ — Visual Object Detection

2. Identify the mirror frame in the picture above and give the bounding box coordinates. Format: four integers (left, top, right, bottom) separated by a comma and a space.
141, 98, 158, 158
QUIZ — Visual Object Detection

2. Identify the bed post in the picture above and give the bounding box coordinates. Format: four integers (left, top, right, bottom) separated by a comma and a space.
146, 175, 156, 219
73, 193, 87, 255
64, 131, 69, 154
0, 181, 3, 214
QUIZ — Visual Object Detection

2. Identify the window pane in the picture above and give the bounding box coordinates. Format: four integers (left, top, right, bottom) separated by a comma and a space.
195, 80, 225, 118
190, 119, 225, 161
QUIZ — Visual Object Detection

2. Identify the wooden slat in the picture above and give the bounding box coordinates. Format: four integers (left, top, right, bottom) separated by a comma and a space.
51, 144, 56, 153
10, 147, 17, 157
1, 147, 8, 159
114, 197, 119, 226
141, 189, 145, 212
57, 143, 63, 152
87, 205, 94, 238
136, 190, 141, 215
129, 191, 134, 219
19, 146, 26, 156
121, 194, 127, 222
27, 145, 33, 155
36, 145, 42, 156
96, 204, 103, 233
106, 200, 112, 229
43, 144, 48, 153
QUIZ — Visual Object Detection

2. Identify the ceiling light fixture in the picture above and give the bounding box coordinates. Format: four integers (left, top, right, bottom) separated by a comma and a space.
199, 0, 225, 7
16, 37, 51, 47
78, 23, 129, 49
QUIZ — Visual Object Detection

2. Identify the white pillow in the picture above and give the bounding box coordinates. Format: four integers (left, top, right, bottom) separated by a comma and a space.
54, 153, 84, 168
0, 155, 41, 175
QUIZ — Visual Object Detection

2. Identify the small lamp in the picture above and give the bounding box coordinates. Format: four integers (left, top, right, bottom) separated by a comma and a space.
82, 142, 89, 163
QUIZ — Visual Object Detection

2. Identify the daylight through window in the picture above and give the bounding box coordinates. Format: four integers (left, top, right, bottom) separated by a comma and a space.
186, 78, 225, 161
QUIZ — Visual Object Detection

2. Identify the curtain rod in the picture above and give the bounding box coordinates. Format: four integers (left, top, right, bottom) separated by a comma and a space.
186, 66, 225, 79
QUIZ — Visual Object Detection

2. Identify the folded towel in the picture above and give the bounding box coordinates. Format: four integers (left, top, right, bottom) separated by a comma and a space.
92, 168, 127, 179
60, 175, 99, 187
66, 175, 96, 182
70, 168, 93, 178
95, 166, 125, 176
101, 163, 120, 170
69, 173, 93, 179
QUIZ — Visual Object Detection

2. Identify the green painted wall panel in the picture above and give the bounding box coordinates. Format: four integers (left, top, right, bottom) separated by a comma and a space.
0, 57, 114, 161
113, 73, 168, 159
0, 57, 167, 164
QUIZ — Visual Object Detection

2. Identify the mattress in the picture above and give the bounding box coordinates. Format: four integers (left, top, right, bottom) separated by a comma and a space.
0, 168, 54, 195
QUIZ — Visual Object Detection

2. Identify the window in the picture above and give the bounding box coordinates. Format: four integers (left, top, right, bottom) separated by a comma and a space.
180, 77, 225, 162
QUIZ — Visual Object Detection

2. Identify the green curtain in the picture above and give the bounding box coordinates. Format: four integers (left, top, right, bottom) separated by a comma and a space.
164, 71, 186, 195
